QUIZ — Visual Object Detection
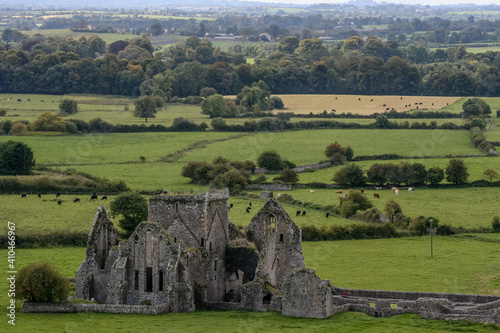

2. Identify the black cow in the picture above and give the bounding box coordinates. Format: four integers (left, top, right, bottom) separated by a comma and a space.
246, 207, 250, 213
57, 200, 62, 205
90, 193, 98, 200
302, 210, 306, 216
229, 203, 233, 208
249, 202, 252, 207
326, 212, 329, 218
296, 210, 301, 216
21, 193, 26, 198
56, 193, 61, 197
37, 193, 41, 198
101, 195, 107, 200
73, 198, 80, 203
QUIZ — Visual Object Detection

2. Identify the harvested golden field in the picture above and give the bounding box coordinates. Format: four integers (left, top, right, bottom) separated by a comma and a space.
274, 94, 462, 115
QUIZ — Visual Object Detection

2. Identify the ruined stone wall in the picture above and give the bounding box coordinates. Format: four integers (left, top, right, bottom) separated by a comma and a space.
334, 288, 500, 304
248, 198, 304, 287
23, 303, 171, 315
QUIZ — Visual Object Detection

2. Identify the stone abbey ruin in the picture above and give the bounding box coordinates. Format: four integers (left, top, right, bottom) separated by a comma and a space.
69, 189, 500, 324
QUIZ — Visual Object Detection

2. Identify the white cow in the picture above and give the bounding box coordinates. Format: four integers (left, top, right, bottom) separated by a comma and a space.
408, 188, 414, 193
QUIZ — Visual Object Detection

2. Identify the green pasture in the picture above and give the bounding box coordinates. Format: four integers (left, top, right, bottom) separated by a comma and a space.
1, 237, 500, 332
0, 194, 353, 237
275, 186, 500, 229
21, 29, 140, 44
179, 129, 480, 166
304, 236, 500, 295
0, 132, 236, 166
293, 156, 500, 184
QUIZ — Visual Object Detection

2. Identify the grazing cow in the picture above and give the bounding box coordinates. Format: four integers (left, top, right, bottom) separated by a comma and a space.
335, 97, 337, 100
432, 103, 434, 106
335, 190, 343, 194
57, 200, 62, 205
249, 202, 252, 207
27, 99, 30, 101
21, 193, 26, 198
360, 188, 364, 194
340, 194, 348, 199
391, 187, 399, 192
17, 99, 21, 102
358, 98, 361, 101
101, 195, 107, 200
395, 189, 399, 196
246, 207, 251, 213
415, 103, 418, 105
419, 102, 422, 105
408, 188, 414, 193
73, 198, 80, 203
309, 190, 315, 193
331, 109, 336, 112
296, 210, 301, 216
41, 100, 44, 102
386, 108, 390, 111
302, 210, 306, 216
37, 193, 41, 198
374, 193, 380, 199
230, 203, 233, 208
400, 97, 403, 100
56, 193, 60, 197
326, 212, 329, 218
90, 193, 98, 200
383, 104, 386, 107
370, 99, 373, 102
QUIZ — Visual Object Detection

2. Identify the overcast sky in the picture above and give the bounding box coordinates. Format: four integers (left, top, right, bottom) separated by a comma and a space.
261, 0, 497, 6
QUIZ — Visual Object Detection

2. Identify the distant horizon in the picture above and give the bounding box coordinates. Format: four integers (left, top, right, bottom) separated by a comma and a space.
244, 0, 498, 6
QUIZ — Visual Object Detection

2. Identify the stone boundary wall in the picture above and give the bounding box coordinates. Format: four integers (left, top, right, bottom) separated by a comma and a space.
254, 162, 332, 175
333, 288, 500, 304
293, 161, 332, 173
22, 302, 170, 315
246, 184, 292, 191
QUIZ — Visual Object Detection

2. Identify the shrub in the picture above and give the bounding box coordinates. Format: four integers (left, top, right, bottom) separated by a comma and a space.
59, 99, 78, 115
445, 159, 469, 185
492, 216, 500, 232
279, 168, 299, 184
16, 262, 70, 303
0, 109, 7, 116
30, 112, 67, 132
9, 122, 28, 135
257, 151, 284, 170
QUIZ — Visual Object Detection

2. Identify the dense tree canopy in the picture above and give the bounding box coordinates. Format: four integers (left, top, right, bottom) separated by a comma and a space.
0, 140, 35, 175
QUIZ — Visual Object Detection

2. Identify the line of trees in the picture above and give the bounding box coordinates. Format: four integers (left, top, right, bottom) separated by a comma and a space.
1, 33, 499, 99
333, 159, 473, 186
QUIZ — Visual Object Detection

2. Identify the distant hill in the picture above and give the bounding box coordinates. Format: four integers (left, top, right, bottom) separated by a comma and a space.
0, 0, 287, 10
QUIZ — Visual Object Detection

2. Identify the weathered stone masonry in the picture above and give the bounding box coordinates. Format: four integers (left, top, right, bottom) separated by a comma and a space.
64, 189, 500, 325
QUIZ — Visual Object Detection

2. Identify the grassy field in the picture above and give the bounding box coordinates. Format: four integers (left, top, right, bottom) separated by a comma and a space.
280, 187, 500, 229
303, 237, 500, 295
0, 194, 354, 237
179, 129, 480, 166
0, 132, 237, 166
2, 308, 496, 332
275, 95, 462, 115
294, 156, 500, 184
1, 237, 500, 332
21, 29, 140, 44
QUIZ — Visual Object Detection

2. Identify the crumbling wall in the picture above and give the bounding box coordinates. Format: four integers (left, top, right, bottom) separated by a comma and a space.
282, 269, 334, 319
248, 198, 304, 287
75, 206, 118, 304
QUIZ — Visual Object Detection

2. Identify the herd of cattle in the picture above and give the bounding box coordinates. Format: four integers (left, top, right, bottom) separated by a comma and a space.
20, 192, 107, 204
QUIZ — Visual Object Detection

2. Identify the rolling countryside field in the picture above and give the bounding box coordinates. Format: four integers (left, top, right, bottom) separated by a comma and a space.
1, 93, 500, 331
